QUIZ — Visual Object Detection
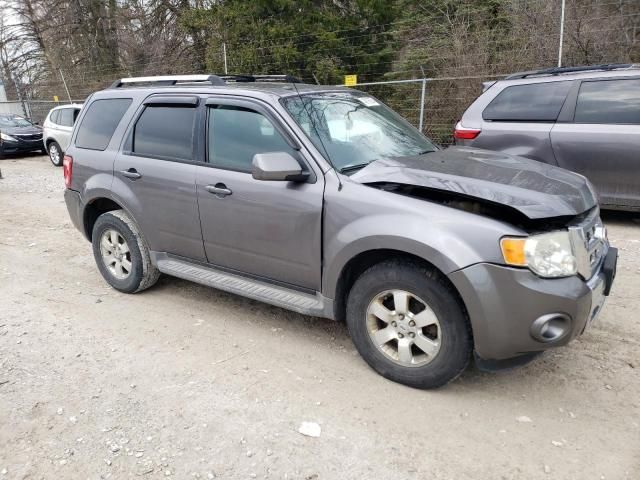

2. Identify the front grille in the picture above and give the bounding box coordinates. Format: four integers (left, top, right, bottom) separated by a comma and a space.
15, 133, 43, 141
569, 209, 608, 279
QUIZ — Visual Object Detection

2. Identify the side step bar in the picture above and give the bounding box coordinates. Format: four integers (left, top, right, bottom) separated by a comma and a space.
153, 254, 333, 318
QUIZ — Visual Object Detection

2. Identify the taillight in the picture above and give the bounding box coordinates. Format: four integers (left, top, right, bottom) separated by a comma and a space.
454, 122, 481, 140
63, 155, 73, 188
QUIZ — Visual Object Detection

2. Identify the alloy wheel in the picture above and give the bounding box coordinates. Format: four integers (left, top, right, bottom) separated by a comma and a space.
49, 144, 60, 165
99, 229, 132, 280
366, 289, 441, 367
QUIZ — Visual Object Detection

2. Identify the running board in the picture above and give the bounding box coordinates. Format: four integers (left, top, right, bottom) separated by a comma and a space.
153, 254, 333, 318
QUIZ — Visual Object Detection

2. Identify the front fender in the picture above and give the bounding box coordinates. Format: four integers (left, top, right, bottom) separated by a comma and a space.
321, 179, 523, 298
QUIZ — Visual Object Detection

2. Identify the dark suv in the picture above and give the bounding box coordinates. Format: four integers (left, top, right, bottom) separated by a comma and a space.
63, 74, 617, 389
455, 64, 640, 211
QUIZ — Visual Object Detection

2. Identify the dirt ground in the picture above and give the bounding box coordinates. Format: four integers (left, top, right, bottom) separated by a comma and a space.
0, 155, 639, 480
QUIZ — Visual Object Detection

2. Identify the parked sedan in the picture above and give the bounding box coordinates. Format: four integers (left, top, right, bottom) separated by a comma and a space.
454, 64, 640, 211
0, 113, 44, 157
43, 104, 82, 166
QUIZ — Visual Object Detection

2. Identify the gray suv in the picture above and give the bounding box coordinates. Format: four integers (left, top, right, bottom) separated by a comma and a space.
455, 64, 640, 211
63, 74, 618, 389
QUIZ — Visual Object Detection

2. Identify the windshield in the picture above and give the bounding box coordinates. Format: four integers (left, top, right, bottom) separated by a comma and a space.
0, 115, 33, 128
282, 92, 437, 172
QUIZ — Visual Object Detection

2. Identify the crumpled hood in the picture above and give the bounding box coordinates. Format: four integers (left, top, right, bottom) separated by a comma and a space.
350, 146, 597, 219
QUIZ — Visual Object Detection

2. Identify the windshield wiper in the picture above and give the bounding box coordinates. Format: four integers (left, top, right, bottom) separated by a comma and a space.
338, 162, 371, 174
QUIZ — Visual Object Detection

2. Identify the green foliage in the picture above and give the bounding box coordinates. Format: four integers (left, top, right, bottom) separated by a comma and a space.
179, 0, 397, 83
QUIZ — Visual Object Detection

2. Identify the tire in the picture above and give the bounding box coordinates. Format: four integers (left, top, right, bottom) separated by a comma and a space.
48, 141, 63, 166
91, 210, 160, 293
346, 259, 472, 389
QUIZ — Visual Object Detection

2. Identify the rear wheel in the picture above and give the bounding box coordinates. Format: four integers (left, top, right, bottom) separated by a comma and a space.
48, 141, 62, 166
92, 210, 159, 293
346, 259, 472, 389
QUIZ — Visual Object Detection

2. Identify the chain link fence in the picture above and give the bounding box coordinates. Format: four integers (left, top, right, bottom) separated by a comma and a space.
0, 99, 83, 126
347, 75, 504, 146
7, 77, 489, 147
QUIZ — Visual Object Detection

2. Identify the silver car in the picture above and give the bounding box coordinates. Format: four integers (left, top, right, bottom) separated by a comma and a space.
455, 64, 640, 211
43, 104, 82, 166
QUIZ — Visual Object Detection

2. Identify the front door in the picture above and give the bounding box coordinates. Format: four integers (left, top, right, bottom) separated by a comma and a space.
196, 99, 324, 290
551, 78, 640, 208
112, 96, 206, 261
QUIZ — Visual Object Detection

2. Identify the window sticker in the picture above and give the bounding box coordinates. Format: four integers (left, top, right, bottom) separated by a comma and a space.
358, 97, 380, 107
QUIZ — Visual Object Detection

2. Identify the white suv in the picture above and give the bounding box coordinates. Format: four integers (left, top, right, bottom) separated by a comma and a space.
43, 104, 82, 166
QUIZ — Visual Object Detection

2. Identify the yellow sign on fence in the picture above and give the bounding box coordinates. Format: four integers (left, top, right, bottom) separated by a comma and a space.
344, 75, 357, 86
53, 95, 59, 102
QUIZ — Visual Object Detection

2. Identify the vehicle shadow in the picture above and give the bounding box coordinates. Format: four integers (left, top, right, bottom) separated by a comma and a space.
601, 209, 640, 226
0, 151, 46, 162
151, 275, 576, 392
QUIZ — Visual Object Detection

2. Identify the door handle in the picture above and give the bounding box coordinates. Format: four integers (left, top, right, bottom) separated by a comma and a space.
205, 183, 232, 197
120, 168, 142, 180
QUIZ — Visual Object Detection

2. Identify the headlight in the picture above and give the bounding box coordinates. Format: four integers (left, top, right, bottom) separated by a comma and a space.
500, 231, 577, 278
0, 132, 17, 141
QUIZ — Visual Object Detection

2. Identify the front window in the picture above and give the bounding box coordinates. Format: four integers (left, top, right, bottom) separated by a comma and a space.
282, 92, 436, 173
207, 105, 296, 172
0, 115, 33, 128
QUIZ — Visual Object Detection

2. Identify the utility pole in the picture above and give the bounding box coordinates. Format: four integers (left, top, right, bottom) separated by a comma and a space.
558, 0, 566, 67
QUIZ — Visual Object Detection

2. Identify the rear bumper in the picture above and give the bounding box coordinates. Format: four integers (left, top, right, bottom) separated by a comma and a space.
64, 188, 86, 239
448, 248, 617, 362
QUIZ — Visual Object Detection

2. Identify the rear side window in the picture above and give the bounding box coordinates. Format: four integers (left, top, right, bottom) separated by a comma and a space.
207, 105, 294, 172
483, 81, 572, 122
58, 108, 74, 127
76, 98, 132, 150
50, 110, 60, 124
574, 79, 640, 124
132, 106, 195, 161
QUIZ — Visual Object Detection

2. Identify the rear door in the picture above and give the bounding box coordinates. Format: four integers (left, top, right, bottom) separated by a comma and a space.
111, 95, 206, 261
195, 97, 324, 290
474, 81, 573, 164
550, 77, 640, 208
57, 107, 76, 150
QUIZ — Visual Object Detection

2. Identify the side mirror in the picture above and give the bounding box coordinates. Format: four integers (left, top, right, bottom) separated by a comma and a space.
252, 152, 309, 182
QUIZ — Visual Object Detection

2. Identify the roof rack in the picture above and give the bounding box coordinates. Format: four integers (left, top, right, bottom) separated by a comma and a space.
220, 74, 303, 83
109, 75, 226, 88
505, 63, 638, 80
109, 73, 303, 89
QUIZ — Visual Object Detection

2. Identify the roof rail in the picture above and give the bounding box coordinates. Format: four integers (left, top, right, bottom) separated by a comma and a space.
220, 74, 303, 83
505, 63, 638, 80
109, 74, 226, 88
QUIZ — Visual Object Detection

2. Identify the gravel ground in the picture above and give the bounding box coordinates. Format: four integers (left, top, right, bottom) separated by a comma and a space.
1, 155, 639, 480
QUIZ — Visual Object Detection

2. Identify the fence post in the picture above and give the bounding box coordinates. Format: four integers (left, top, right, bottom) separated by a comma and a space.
558, 0, 566, 67
418, 78, 427, 133
59, 69, 72, 103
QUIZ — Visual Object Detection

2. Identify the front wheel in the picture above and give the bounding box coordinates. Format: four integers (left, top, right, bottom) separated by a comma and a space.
346, 259, 472, 389
48, 141, 63, 166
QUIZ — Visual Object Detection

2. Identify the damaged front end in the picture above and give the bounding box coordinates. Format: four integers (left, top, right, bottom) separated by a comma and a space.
363, 181, 581, 233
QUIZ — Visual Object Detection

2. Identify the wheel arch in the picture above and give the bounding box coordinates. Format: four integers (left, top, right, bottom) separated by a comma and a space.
82, 197, 126, 241
331, 248, 470, 324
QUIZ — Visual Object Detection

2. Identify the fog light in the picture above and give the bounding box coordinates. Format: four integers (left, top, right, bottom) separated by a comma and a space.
530, 313, 571, 343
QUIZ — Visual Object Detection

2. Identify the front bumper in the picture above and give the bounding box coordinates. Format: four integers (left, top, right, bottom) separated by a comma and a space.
0, 138, 44, 155
448, 247, 617, 362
